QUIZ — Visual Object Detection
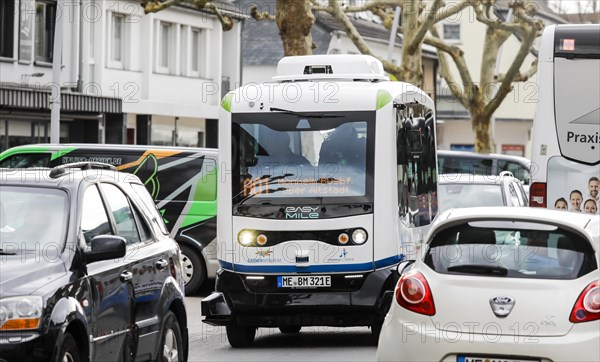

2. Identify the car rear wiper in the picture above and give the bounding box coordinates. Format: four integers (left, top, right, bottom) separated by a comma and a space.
447, 264, 508, 276
270, 107, 344, 119
0, 249, 17, 256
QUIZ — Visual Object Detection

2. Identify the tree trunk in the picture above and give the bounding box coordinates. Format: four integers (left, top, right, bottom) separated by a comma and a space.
471, 110, 494, 153
399, 0, 423, 86
276, 0, 314, 56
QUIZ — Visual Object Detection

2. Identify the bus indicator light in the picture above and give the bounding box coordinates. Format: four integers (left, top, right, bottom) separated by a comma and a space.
561, 39, 575, 51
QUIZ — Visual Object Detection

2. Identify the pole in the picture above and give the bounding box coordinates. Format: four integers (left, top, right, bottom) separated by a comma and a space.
50, 0, 65, 143
387, 7, 401, 63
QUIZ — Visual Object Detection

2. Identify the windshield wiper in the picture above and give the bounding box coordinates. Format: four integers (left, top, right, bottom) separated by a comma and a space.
0, 248, 17, 256
270, 107, 343, 119
447, 264, 508, 276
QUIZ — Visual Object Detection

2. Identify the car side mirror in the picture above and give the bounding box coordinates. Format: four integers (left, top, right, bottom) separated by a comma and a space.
84, 235, 126, 264
396, 260, 415, 275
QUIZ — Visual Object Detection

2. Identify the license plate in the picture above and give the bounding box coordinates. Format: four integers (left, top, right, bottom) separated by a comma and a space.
277, 275, 331, 288
458, 356, 540, 362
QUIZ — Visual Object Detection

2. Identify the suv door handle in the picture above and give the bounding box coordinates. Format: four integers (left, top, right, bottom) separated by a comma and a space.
156, 259, 168, 270
120, 271, 133, 282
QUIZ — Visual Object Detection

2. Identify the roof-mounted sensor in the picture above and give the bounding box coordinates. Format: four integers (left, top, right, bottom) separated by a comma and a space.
274, 54, 389, 82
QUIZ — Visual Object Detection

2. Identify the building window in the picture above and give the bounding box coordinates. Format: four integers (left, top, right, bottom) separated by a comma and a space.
112, 13, 124, 62
0, 1, 15, 58
155, 21, 174, 73
191, 28, 201, 73
443, 23, 461, 42
34, 0, 56, 62
107, 12, 129, 69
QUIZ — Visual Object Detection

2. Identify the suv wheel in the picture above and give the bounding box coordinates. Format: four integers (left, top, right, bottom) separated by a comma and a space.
226, 324, 256, 348
180, 244, 205, 295
158, 311, 183, 362
58, 332, 80, 362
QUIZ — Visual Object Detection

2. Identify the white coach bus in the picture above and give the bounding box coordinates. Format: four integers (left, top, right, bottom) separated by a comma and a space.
202, 55, 439, 347
530, 24, 600, 213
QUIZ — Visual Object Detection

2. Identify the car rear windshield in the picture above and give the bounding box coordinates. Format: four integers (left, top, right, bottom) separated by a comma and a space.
424, 221, 597, 280
438, 184, 504, 212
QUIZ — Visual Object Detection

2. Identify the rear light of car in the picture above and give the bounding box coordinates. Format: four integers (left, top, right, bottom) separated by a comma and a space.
395, 272, 435, 316
529, 182, 547, 208
570, 281, 600, 323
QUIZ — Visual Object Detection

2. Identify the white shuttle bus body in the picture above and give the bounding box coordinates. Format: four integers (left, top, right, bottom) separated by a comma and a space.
530, 24, 600, 213
202, 55, 439, 347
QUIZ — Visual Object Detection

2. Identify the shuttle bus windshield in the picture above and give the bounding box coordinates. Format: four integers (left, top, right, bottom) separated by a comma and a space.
231, 111, 374, 207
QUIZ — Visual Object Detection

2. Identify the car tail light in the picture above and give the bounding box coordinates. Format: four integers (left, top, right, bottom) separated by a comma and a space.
395, 272, 435, 316
570, 281, 600, 323
529, 182, 547, 208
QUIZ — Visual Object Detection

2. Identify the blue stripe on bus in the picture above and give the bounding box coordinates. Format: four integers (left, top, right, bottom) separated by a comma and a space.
218, 254, 405, 273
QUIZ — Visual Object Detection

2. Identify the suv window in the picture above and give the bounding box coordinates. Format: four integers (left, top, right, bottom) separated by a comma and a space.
424, 221, 597, 280
81, 185, 112, 244
498, 160, 530, 184
101, 183, 141, 245
439, 156, 493, 175
130, 183, 169, 235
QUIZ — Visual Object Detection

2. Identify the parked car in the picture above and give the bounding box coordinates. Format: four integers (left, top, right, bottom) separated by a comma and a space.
377, 207, 599, 362
438, 150, 532, 188
438, 172, 528, 212
0, 163, 188, 362
0, 144, 218, 295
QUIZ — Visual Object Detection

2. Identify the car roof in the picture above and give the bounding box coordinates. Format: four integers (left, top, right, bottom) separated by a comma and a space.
3, 143, 218, 155
438, 173, 516, 185
435, 207, 600, 239
437, 150, 531, 166
0, 168, 140, 190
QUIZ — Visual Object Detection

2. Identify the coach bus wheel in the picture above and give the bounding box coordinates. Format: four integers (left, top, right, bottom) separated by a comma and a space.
226, 324, 256, 348
180, 244, 206, 295
279, 326, 301, 334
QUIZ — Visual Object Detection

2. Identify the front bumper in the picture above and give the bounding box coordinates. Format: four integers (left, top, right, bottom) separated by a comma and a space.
0, 332, 51, 362
377, 308, 600, 362
202, 268, 397, 328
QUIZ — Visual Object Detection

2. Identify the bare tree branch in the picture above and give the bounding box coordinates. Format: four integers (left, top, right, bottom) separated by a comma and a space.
251, 5, 276, 21
495, 59, 538, 83
483, 22, 538, 119
313, 0, 402, 78
425, 26, 476, 106
141, 0, 233, 31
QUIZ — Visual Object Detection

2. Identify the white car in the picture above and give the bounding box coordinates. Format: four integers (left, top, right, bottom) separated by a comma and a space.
438, 173, 528, 212
377, 207, 600, 362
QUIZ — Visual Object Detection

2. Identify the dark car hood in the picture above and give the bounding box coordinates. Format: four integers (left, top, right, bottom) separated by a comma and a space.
0, 254, 67, 297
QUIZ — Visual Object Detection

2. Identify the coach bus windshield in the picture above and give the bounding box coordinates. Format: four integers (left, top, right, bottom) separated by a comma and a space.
232, 111, 374, 206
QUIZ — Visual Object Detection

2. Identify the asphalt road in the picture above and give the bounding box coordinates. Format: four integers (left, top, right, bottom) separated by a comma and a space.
185, 290, 378, 362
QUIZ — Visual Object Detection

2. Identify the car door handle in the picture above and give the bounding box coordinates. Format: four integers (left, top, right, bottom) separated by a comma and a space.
120, 271, 133, 282
156, 259, 168, 270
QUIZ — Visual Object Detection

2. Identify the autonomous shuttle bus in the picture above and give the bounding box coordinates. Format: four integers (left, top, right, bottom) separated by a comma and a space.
202, 55, 438, 347
530, 24, 600, 212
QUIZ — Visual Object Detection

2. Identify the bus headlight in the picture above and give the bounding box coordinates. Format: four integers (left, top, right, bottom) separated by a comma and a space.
0, 296, 43, 331
238, 230, 255, 246
352, 229, 368, 244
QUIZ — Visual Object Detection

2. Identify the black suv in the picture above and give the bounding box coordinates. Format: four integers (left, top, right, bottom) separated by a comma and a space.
0, 163, 188, 362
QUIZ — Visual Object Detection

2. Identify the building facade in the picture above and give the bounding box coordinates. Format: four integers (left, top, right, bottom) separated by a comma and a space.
0, 0, 242, 151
